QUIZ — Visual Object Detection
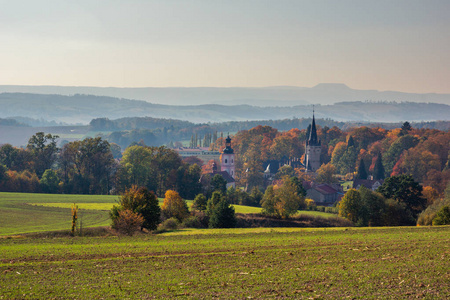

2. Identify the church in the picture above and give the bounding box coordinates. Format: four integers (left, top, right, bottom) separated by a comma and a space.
200, 135, 236, 189
304, 112, 322, 172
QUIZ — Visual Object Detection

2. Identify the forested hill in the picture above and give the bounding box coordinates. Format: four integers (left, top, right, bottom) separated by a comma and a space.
1, 93, 449, 124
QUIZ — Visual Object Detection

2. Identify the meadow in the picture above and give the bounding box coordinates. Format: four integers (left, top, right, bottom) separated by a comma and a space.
0, 226, 449, 299
0, 192, 334, 236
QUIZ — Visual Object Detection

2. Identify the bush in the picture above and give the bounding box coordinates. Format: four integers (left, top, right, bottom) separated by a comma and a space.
181, 216, 203, 228
325, 207, 338, 214
112, 209, 144, 236
432, 206, 450, 225
418, 197, 450, 226
158, 217, 179, 230
305, 198, 316, 210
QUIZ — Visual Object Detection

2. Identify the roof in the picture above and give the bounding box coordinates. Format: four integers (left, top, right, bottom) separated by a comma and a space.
307, 113, 321, 147
222, 136, 234, 154
353, 179, 384, 190
200, 170, 235, 184
314, 184, 338, 195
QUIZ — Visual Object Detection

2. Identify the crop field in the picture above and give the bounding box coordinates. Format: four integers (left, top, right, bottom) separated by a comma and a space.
0, 226, 449, 299
0, 192, 336, 236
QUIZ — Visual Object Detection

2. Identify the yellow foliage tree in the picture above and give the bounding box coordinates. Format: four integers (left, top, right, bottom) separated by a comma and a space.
161, 190, 189, 221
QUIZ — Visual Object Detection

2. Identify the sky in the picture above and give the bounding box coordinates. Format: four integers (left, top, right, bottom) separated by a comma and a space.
1, 0, 450, 93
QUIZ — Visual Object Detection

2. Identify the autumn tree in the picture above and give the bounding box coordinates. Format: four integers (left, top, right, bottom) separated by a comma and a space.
111, 186, 160, 230
382, 135, 419, 175
161, 190, 189, 222
315, 163, 338, 184
261, 177, 305, 218
112, 209, 145, 236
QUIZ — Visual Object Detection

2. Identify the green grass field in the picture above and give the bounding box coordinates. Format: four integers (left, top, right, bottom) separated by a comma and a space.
0, 192, 337, 236
0, 226, 448, 298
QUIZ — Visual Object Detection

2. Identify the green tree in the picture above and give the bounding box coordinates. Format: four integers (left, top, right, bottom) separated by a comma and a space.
383, 135, 419, 175
206, 191, 223, 216
40, 169, 60, 193
248, 186, 264, 207
347, 135, 355, 147
261, 177, 305, 218
211, 174, 227, 194
192, 193, 207, 211
208, 198, 236, 228
339, 189, 362, 223
261, 186, 276, 215
275, 165, 294, 179
358, 186, 386, 226
356, 159, 368, 180
289, 176, 307, 197
373, 152, 385, 180
399, 121, 412, 136
377, 174, 425, 217
27, 132, 59, 177
111, 186, 161, 230
0, 144, 19, 169
110, 143, 122, 159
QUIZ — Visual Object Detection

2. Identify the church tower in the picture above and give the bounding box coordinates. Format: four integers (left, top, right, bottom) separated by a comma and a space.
305, 112, 321, 172
220, 135, 235, 178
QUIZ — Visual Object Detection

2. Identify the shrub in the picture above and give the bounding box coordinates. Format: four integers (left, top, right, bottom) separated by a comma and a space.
305, 198, 316, 209
432, 206, 450, 225
417, 197, 450, 226
181, 216, 203, 228
112, 209, 144, 236
325, 207, 338, 214
159, 217, 179, 230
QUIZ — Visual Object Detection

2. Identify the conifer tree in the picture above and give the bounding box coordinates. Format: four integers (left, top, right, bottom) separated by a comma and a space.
373, 152, 385, 180
356, 159, 368, 180
347, 135, 355, 148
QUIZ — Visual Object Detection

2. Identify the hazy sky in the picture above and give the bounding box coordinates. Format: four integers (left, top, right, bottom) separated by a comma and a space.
1, 0, 450, 93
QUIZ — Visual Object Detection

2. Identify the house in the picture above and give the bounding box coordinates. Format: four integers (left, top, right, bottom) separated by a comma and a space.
304, 182, 342, 206
353, 179, 384, 191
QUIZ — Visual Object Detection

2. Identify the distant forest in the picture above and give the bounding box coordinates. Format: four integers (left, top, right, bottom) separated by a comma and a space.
90, 116, 450, 150
1, 93, 450, 124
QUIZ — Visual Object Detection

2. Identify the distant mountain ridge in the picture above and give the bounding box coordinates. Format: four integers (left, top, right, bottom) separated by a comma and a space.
0, 84, 449, 106
0, 93, 449, 124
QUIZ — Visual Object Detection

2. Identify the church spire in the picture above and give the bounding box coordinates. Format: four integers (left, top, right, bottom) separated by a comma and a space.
307, 109, 320, 146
